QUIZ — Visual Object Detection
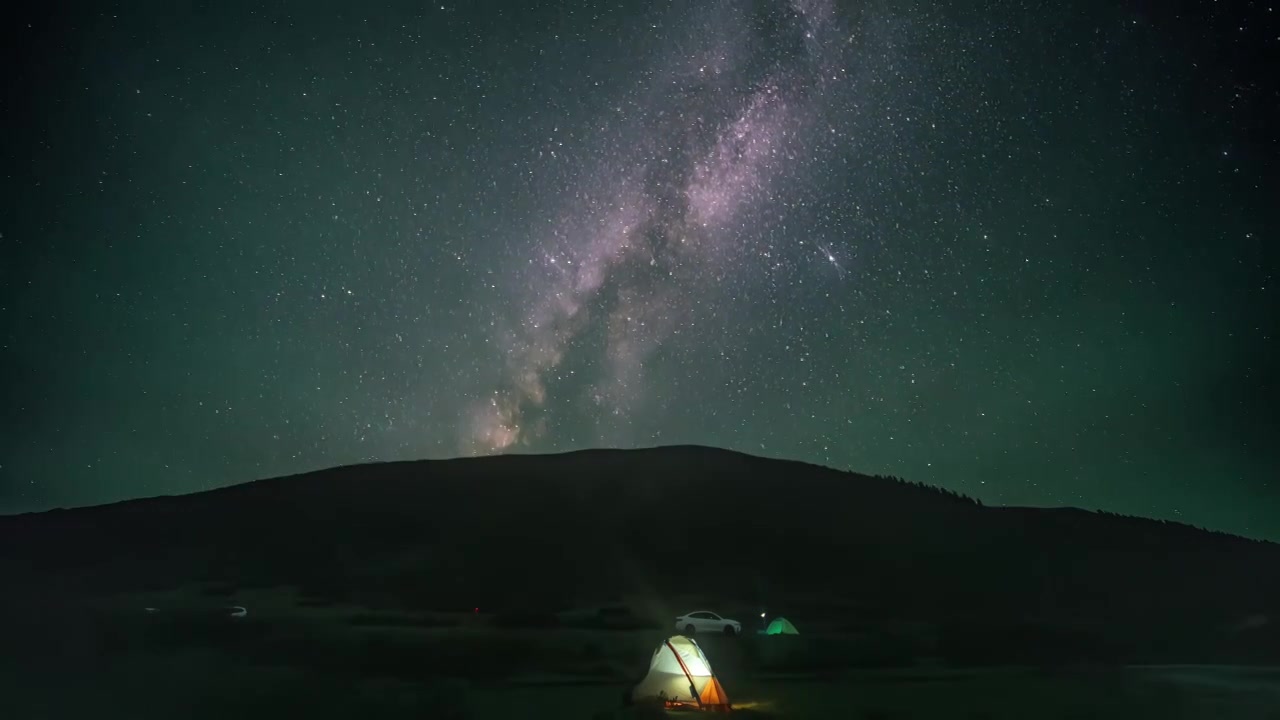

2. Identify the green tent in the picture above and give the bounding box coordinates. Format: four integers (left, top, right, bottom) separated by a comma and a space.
765, 617, 798, 635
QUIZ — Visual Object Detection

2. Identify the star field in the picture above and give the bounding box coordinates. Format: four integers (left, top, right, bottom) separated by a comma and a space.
1, 0, 1276, 538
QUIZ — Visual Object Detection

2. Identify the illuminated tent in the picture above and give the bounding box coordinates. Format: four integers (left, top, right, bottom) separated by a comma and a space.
631, 635, 730, 710
765, 617, 798, 635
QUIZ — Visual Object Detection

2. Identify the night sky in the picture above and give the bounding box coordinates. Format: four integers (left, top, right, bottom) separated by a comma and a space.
2, 1, 1276, 538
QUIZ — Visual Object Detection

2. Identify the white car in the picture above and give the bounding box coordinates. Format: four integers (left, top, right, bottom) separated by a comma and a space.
675, 610, 741, 636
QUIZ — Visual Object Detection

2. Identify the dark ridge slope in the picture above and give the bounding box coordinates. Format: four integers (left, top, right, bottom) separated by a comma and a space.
2, 446, 1276, 636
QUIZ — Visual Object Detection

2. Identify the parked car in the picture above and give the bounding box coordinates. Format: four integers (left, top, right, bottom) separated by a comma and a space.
675, 610, 741, 636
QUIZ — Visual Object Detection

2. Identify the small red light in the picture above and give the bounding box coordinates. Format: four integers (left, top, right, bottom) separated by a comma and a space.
474, 607, 479, 614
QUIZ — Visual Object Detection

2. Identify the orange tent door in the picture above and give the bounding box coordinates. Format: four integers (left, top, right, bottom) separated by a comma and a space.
698, 676, 730, 708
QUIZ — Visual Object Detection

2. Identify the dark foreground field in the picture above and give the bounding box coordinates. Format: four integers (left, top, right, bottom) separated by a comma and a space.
4, 599, 1280, 720
3, 446, 1279, 717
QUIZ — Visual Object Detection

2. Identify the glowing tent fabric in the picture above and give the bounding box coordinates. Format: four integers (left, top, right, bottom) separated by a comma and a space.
631, 635, 731, 710
765, 617, 798, 635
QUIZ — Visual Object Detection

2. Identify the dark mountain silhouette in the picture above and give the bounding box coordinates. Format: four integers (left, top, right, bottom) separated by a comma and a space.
3, 445, 1277, 664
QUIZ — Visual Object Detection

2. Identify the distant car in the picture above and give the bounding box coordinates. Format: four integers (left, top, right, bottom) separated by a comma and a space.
675, 610, 741, 636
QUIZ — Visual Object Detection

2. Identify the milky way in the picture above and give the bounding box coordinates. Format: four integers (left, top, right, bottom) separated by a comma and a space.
3, 0, 1276, 539
467, 0, 850, 453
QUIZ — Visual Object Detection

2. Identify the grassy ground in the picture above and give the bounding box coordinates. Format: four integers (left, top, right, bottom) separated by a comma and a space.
6, 635, 1280, 717
6, 652, 1280, 719
728, 670, 1280, 720
5, 587, 1279, 719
